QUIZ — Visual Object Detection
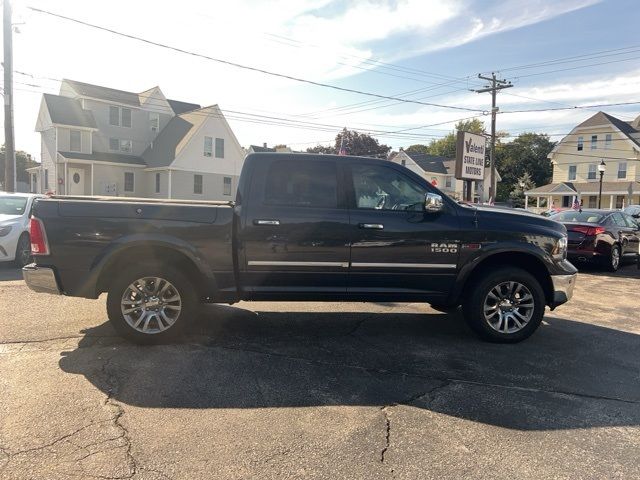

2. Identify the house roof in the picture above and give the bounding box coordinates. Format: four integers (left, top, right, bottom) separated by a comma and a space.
142, 106, 217, 168
63, 79, 200, 113
58, 151, 146, 166
168, 99, 201, 115
250, 145, 276, 153
43, 94, 97, 129
526, 181, 640, 195
403, 153, 453, 174
575, 111, 640, 149
63, 79, 141, 106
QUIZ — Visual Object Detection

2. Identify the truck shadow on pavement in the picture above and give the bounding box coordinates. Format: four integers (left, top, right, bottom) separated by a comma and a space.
58, 305, 640, 431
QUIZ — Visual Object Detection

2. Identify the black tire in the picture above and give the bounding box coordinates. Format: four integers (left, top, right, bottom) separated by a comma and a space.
14, 233, 32, 268
462, 267, 546, 343
606, 244, 620, 272
106, 264, 197, 344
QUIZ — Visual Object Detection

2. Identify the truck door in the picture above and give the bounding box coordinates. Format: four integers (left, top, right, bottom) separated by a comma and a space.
239, 157, 350, 295
346, 162, 461, 298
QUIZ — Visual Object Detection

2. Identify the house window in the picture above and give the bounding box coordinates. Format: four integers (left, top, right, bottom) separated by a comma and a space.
618, 162, 627, 179
121, 108, 132, 128
616, 195, 625, 209
445, 176, 452, 188
155, 173, 160, 193
223, 176, 231, 196
591, 135, 597, 150
605, 134, 612, 149
401, 159, 406, 166
588, 195, 597, 208
194, 174, 203, 194
568, 165, 577, 181
150, 113, 159, 132
577, 136, 583, 151
109, 106, 132, 127
70, 130, 81, 152
124, 172, 134, 192
109, 138, 119, 151
204, 136, 213, 157
588, 164, 596, 180
120, 139, 132, 153
215, 138, 224, 158
109, 106, 120, 126
44, 169, 49, 189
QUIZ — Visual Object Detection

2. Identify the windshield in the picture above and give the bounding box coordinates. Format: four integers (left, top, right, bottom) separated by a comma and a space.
552, 211, 604, 223
0, 196, 28, 216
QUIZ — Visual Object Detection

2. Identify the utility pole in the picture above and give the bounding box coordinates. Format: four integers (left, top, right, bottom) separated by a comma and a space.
474, 73, 512, 202
3, 0, 16, 193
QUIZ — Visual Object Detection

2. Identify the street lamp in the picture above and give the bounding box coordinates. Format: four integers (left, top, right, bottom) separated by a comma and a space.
597, 160, 606, 209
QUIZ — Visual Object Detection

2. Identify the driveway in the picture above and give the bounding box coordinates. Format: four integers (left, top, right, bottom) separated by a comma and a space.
1, 265, 639, 479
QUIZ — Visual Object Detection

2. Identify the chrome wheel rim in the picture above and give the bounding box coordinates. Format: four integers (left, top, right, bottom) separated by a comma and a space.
611, 248, 620, 269
121, 277, 182, 334
483, 281, 535, 334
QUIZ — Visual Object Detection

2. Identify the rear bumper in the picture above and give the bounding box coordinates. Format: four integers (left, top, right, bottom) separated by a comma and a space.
551, 273, 577, 307
22, 263, 61, 295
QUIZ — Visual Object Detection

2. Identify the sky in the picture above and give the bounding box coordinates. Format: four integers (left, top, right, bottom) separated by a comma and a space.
1, 0, 639, 160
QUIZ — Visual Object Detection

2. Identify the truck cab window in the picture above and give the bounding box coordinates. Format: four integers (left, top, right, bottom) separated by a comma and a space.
351, 164, 426, 211
264, 160, 338, 208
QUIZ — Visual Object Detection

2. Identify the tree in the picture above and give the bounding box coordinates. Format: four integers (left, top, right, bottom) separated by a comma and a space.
426, 119, 487, 157
509, 172, 535, 207
405, 144, 429, 155
334, 128, 391, 157
495, 132, 555, 201
306, 144, 335, 154
0, 146, 38, 190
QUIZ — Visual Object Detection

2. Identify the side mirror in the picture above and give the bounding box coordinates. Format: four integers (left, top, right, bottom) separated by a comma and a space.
424, 192, 444, 213
632, 213, 640, 219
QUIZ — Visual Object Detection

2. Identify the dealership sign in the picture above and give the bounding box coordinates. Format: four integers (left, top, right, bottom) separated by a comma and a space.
455, 131, 486, 181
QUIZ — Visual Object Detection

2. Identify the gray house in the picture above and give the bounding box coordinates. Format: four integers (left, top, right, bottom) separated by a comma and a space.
31, 79, 245, 200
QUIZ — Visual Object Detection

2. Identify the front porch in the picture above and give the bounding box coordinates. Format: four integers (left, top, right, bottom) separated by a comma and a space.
525, 181, 640, 213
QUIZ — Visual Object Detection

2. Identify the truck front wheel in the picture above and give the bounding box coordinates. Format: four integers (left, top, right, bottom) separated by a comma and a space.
462, 267, 545, 343
106, 265, 197, 344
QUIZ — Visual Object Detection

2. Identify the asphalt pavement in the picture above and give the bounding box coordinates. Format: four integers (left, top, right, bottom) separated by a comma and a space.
1, 264, 639, 479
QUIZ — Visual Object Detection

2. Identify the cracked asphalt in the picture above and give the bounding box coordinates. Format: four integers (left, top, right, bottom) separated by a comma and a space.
1, 263, 639, 479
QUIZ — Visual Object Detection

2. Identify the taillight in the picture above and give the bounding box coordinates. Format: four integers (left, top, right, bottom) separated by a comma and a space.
569, 225, 605, 236
29, 217, 50, 255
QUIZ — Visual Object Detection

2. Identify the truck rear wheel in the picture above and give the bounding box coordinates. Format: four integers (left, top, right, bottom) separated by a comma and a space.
106, 265, 197, 344
462, 267, 545, 343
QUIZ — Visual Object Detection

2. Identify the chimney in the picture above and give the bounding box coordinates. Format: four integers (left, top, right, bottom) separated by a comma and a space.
263, 142, 267, 148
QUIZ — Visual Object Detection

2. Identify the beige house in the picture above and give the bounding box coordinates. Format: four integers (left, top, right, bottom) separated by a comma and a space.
391, 151, 499, 202
525, 111, 640, 212
29, 79, 244, 201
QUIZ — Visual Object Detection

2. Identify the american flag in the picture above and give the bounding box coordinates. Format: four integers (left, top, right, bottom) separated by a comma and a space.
572, 197, 580, 210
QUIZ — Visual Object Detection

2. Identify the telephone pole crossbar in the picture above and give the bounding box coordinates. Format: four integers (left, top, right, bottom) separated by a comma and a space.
473, 73, 512, 203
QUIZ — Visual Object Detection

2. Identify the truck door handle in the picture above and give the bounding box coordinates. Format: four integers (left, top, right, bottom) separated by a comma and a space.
254, 219, 280, 226
359, 223, 384, 230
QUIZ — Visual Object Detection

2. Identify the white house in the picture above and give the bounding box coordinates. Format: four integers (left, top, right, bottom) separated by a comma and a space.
391, 151, 499, 202
30, 79, 244, 200
525, 111, 640, 212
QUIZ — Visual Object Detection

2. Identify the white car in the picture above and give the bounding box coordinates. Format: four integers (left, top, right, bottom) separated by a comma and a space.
0, 193, 43, 267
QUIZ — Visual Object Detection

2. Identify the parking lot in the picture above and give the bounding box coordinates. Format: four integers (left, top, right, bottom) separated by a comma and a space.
1, 263, 639, 480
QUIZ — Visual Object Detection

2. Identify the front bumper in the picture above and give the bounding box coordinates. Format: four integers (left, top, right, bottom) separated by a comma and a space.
22, 263, 61, 295
551, 273, 577, 307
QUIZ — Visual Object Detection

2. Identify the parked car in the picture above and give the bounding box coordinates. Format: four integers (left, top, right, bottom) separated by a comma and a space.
541, 207, 570, 217
623, 205, 640, 220
0, 193, 42, 267
550, 209, 640, 271
23, 153, 577, 344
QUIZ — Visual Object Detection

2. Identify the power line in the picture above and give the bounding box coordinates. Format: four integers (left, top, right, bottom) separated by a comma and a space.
27, 6, 484, 113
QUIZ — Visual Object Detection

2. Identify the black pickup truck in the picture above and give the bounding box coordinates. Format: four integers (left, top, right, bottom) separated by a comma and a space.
23, 153, 577, 344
